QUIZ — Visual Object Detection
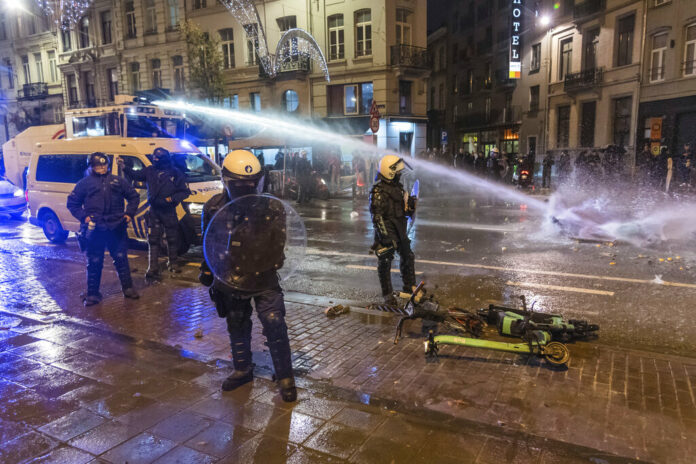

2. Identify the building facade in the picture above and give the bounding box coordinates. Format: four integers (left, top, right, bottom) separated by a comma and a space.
637, 0, 696, 156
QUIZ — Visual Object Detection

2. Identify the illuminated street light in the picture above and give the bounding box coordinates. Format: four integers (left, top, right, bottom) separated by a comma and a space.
539, 15, 551, 27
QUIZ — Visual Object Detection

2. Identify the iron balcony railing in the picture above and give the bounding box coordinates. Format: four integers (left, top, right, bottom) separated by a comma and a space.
19, 82, 48, 100
574, 0, 605, 19
390, 44, 429, 68
564, 67, 603, 92
259, 55, 311, 78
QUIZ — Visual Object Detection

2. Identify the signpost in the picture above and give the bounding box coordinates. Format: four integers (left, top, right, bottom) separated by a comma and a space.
509, 0, 523, 79
369, 100, 380, 134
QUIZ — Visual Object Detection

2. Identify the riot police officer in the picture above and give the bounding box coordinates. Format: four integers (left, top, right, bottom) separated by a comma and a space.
370, 154, 417, 305
198, 150, 296, 402
67, 152, 140, 306
118, 148, 189, 281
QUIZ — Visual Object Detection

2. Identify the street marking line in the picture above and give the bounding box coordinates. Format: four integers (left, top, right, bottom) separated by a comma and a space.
346, 264, 423, 275
186, 262, 199, 267
505, 281, 615, 296
306, 249, 696, 289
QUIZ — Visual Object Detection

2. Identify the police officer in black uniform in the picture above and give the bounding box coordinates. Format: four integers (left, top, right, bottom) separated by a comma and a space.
118, 148, 190, 281
67, 152, 140, 306
370, 154, 417, 305
198, 149, 296, 402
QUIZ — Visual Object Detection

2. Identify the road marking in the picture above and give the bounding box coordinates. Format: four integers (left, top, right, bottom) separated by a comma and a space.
346, 264, 423, 275
306, 249, 696, 290
505, 281, 614, 296
186, 262, 199, 267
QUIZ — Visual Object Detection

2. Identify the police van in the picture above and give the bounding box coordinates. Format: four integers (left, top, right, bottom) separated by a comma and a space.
26, 137, 222, 252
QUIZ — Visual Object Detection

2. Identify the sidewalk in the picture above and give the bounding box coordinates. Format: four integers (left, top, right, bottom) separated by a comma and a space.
0, 312, 642, 463
1, 264, 694, 463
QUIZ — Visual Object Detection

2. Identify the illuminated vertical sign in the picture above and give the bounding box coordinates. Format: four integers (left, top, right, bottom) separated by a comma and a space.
509, 0, 523, 79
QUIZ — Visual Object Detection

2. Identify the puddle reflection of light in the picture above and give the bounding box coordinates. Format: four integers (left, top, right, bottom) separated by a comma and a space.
360, 393, 371, 405
321, 210, 326, 221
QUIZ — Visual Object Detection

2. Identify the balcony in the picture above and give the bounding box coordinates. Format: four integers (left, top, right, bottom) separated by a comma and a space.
19, 82, 48, 100
573, 0, 605, 20
259, 55, 311, 79
563, 67, 603, 92
390, 45, 429, 68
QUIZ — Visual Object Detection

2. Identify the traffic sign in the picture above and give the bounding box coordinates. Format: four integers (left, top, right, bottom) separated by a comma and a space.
370, 116, 380, 133
369, 100, 380, 119
441, 130, 448, 144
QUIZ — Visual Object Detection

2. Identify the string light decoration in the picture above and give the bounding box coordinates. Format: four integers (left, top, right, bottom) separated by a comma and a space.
219, 0, 330, 82
35, 0, 96, 30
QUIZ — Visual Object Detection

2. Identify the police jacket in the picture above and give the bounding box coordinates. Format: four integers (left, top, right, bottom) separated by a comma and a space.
369, 175, 415, 244
200, 192, 284, 295
67, 171, 139, 229
124, 163, 189, 211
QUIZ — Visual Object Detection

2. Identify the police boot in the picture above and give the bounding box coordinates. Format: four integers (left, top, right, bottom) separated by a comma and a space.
278, 377, 297, 402
222, 367, 254, 391
123, 287, 140, 299
83, 294, 102, 307
167, 262, 182, 274
145, 271, 162, 284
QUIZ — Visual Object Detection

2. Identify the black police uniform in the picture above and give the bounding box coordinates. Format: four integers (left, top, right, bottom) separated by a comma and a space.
67, 165, 139, 299
369, 174, 416, 298
199, 191, 295, 396
295, 156, 312, 203
123, 159, 189, 275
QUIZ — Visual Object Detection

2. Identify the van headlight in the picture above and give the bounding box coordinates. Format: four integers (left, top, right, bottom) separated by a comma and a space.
187, 202, 204, 215
13, 188, 24, 198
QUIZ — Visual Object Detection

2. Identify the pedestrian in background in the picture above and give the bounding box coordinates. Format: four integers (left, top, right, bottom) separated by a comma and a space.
67, 153, 140, 306
542, 153, 555, 188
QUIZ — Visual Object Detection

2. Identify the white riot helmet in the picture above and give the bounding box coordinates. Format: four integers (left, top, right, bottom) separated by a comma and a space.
378, 154, 412, 181
221, 149, 263, 198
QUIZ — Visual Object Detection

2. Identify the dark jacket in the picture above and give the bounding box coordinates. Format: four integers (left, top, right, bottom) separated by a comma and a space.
67, 171, 139, 229
124, 164, 189, 211
369, 177, 415, 245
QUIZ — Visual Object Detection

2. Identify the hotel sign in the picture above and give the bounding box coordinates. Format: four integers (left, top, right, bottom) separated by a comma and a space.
509, 0, 523, 79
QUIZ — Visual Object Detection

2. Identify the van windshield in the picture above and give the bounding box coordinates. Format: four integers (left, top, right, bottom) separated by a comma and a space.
126, 115, 185, 138
151, 153, 220, 183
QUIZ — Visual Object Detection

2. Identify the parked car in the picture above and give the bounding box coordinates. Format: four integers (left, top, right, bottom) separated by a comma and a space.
0, 177, 27, 219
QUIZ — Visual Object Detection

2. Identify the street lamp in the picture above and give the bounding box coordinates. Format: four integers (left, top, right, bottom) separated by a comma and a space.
539, 15, 551, 27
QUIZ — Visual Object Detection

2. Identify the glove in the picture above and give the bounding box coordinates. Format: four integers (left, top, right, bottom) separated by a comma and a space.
199, 270, 214, 287
407, 195, 417, 212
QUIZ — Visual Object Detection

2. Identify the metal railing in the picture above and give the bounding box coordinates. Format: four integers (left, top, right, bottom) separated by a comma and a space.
574, 0, 605, 19
19, 82, 48, 100
390, 44, 429, 68
563, 67, 603, 92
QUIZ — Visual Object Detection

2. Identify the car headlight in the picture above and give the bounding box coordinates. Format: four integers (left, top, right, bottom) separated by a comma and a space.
13, 189, 23, 198
187, 202, 204, 215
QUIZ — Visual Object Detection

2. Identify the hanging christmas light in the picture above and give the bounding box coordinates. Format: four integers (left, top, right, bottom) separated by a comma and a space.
35, 0, 95, 30
219, 0, 330, 82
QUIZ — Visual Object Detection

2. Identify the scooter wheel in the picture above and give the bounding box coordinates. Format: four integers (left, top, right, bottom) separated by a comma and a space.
543, 342, 570, 366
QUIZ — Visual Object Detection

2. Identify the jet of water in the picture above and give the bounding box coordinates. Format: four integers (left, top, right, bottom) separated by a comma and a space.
153, 100, 548, 212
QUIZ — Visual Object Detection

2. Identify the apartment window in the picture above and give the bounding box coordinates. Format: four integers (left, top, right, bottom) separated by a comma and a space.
167, 0, 179, 29
282, 90, 299, 112
612, 96, 632, 146
276, 16, 297, 58
438, 83, 444, 109
107, 68, 118, 100
28, 14, 36, 35
125, 1, 137, 39
83, 71, 95, 106
396, 8, 412, 46
466, 69, 473, 94
53, 104, 63, 124
219, 28, 235, 69
47, 51, 57, 82
130, 62, 140, 92
224, 94, 238, 109
399, 80, 412, 114
650, 33, 667, 82
172, 55, 184, 90
21, 55, 30, 84
78, 16, 89, 48
529, 85, 539, 112
250, 92, 261, 112
4, 58, 13, 89
328, 15, 344, 60
62, 29, 72, 51
101, 11, 112, 44
355, 9, 372, 57
0, 13, 7, 40
616, 14, 635, 67
151, 59, 162, 87
193, 0, 206, 9
344, 85, 358, 114
530, 43, 541, 73
557, 106, 570, 147
485, 97, 491, 121
33, 53, 44, 82
683, 24, 696, 76
145, 0, 157, 34
67, 74, 78, 106
559, 38, 572, 80
583, 28, 599, 70
244, 24, 259, 66
580, 101, 596, 147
